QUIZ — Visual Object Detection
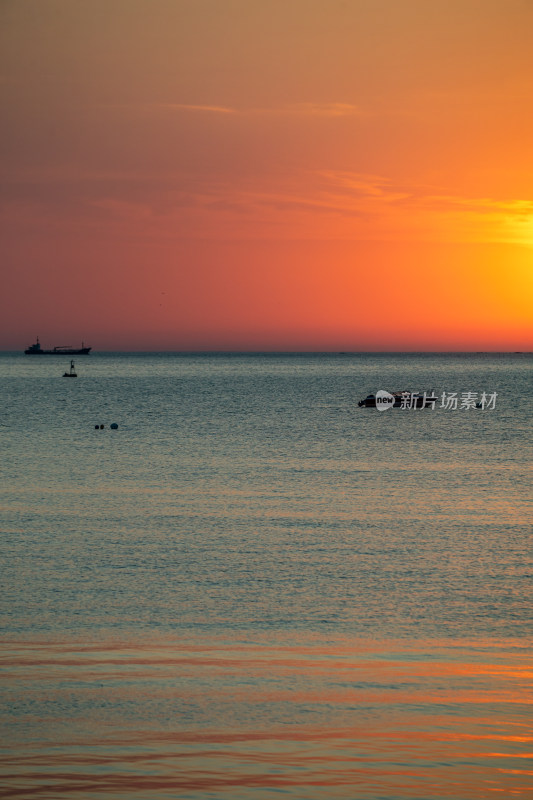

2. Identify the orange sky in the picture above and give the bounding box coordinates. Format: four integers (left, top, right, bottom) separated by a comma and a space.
1, 0, 532, 350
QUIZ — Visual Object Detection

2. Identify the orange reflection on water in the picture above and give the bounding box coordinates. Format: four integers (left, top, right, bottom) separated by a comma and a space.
1, 634, 532, 799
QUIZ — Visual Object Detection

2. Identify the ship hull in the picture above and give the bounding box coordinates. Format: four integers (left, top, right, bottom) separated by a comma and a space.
25, 347, 91, 355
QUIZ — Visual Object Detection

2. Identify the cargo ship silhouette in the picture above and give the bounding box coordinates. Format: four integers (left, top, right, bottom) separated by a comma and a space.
24, 337, 91, 355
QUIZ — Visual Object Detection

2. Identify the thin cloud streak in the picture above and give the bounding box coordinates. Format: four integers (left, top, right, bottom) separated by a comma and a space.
158, 103, 237, 114
3, 164, 533, 247
164, 102, 365, 117
97, 101, 365, 117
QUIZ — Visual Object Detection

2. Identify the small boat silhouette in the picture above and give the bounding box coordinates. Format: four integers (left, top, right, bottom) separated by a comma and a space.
63, 360, 77, 378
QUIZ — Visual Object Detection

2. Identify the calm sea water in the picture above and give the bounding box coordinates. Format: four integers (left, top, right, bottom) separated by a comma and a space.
1, 352, 531, 799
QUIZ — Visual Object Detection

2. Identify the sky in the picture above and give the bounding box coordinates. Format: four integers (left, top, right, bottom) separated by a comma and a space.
1, 0, 532, 351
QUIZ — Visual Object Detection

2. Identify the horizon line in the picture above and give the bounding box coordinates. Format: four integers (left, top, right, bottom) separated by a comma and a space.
2, 349, 531, 355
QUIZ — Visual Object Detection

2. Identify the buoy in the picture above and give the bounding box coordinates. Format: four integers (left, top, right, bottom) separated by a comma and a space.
63, 359, 77, 377
110, 423, 118, 429
95, 425, 99, 429
100, 424, 104, 429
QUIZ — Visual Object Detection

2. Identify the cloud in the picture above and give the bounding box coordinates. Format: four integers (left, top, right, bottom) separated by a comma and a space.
314, 171, 533, 245
3, 159, 532, 248
319, 171, 413, 202
425, 195, 533, 216
156, 103, 237, 114
286, 102, 364, 117
108, 101, 364, 118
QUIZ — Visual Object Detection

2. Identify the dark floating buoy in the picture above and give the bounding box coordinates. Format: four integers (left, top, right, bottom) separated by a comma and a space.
100, 424, 105, 429
62, 359, 77, 378
110, 423, 118, 430
94, 424, 99, 429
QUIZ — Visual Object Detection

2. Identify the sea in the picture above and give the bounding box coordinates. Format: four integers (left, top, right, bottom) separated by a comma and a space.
0, 352, 531, 800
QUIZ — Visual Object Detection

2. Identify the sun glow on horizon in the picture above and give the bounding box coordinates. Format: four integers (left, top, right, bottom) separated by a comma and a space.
0, 0, 532, 350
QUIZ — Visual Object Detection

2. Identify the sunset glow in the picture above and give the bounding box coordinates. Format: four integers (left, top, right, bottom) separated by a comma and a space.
3, 635, 531, 798
1, 0, 532, 350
